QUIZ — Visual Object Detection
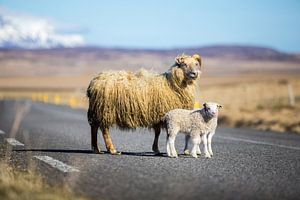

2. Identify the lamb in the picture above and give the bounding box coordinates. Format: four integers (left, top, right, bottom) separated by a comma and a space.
87, 54, 202, 155
164, 102, 222, 158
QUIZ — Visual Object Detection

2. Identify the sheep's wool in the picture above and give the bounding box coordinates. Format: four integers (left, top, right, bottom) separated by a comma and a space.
87, 67, 196, 129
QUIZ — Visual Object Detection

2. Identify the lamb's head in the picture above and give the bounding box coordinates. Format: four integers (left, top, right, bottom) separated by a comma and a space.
203, 102, 222, 118
174, 54, 202, 82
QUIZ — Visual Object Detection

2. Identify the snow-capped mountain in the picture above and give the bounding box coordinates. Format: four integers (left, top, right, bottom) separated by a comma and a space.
0, 12, 85, 49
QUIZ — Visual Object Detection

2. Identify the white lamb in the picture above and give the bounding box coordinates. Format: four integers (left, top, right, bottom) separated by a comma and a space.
163, 102, 222, 158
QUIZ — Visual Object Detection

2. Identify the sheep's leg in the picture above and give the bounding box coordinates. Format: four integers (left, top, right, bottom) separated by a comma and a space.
202, 133, 211, 158
190, 135, 200, 158
91, 124, 101, 154
152, 125, 161, 154
101, 128, 120, 155
184, 135, 190, 155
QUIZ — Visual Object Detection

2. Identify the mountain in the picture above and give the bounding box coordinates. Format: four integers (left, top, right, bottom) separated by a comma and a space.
0, 14, 84, 49
1, 45, 297, 61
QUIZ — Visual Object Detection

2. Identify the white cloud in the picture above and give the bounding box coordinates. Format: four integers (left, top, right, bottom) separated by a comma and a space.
0, 8, 85, 48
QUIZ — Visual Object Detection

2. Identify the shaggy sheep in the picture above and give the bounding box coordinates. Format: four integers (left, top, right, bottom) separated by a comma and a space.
87, 54, 202, 154
164, 102, 222, 158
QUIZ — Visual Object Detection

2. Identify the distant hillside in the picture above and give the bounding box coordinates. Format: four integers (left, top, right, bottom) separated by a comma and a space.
170, 45, 299, 61
0, 45, 299, 77
1, 45, 298, 62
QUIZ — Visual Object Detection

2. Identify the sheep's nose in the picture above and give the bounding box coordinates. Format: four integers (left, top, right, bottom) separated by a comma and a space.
190, 71, 198, 78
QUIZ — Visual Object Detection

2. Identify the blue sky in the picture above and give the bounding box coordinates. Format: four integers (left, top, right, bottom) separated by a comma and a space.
1, 0, 300, 52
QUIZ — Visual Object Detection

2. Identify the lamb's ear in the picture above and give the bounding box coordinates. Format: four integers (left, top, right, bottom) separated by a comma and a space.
192, 54, 202, 66
203, 103, 207, 108
175, 55, 185, 65
217, 104, 223, 109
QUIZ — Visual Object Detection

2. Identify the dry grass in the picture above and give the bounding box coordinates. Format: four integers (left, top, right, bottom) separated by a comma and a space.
0, 161, 87, 200
198, 76, 300, 133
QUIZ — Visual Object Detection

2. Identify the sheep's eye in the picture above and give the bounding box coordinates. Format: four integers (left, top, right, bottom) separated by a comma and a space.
181, 63, 186, 68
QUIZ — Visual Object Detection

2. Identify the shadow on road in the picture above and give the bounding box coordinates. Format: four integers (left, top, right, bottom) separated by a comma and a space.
13, 149, 166, 157
14, 149, 95, 154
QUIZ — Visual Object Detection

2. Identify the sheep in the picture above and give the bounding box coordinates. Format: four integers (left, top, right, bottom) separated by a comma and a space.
87, 54, 202, 155
164, 102, 222, 158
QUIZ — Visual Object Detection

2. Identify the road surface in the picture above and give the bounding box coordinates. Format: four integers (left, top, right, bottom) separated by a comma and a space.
0, 100, 299, 200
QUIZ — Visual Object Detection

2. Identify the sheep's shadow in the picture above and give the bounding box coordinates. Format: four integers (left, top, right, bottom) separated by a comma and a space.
13, 149, 166, 157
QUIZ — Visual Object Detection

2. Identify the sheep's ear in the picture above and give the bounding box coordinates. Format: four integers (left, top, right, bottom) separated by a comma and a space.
175, 55, 185, 65
217, 104, 223, 109
192, 54, 202, 66
203, 103, 207, 108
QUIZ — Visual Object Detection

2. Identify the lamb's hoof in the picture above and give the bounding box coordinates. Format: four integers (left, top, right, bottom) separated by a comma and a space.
184, 149, 190, 155
205, 154, 212, 158
191, 154, 198, 158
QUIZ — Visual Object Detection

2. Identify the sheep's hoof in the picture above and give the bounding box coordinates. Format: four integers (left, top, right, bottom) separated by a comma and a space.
152, 147, 160, 155
92, 147, 103, 154
153, 150, 161, 155
110, 150, 122, 155
184, 149, 190, 155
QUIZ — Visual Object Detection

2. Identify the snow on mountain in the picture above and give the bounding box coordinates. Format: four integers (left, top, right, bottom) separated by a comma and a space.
0, 10, 85, 49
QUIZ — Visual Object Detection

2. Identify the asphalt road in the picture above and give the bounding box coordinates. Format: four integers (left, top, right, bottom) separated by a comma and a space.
0, 100, 300, 200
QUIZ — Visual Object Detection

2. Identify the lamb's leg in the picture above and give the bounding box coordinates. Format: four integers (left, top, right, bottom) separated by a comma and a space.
169, 135, 178, 158
101, 128, 120, 155
152, 125, 161, 154
91, 124, 101, 154
190, 135, 200, 158
196, 137, 201, 155
184, 135, 190, 155
202, 133, 211, 158
166, 134, 172, 157
166, 129, 178, 158
208, 130, 215, 156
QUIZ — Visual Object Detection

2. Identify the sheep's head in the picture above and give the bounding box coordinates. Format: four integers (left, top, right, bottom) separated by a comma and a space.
175, 54, 202, 82
203, 102, 222, 118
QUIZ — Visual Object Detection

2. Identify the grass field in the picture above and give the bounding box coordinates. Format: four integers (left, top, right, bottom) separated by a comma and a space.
198, 75, 300, 133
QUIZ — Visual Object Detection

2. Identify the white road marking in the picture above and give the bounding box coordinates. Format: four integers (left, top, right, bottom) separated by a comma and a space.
217, 136, 300, 151
6, 138, 25, 146
0, 129, 5, 134
34, 156, 80, 173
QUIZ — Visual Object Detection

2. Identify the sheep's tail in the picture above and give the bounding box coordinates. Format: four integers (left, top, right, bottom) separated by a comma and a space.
86, 81, 93, 98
